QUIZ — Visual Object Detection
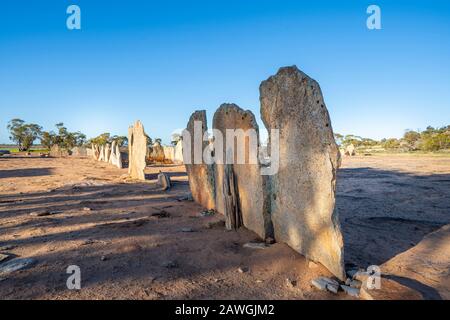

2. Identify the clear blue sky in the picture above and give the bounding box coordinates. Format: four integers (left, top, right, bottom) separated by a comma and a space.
1, 0, 449, 144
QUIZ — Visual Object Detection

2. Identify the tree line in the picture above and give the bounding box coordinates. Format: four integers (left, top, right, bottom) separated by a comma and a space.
5, 119, 449, 153
4, 118, 165, 152
335, 125, 450, 152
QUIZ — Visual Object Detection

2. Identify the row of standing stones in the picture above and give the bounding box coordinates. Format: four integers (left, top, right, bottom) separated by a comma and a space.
91, 140, 123, 169
185, 66, 345, 281
125, 66, 345, 281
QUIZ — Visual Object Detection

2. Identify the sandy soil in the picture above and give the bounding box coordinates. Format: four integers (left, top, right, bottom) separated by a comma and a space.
0, 154, 449, 300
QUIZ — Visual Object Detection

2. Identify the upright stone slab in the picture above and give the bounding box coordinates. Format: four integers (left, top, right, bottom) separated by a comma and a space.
260, 66, 345, 280
128, 120, 147, 180
174, 140, 184, 164
92, 144, 100, 160
150, 142, 165, 162
109, 141, 117, 164
115, 144, 123, 169
98, 145, 105, 162
184, 111, 216, 210
163, 146, 175, 163
213, 104, 272, 239
109, 141, 123, 169
345, 144, 356, 156
104, 143, 111, 163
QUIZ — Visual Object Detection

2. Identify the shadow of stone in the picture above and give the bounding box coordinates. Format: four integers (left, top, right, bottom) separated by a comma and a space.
384, 274, 443, 300
0, 168, 54, 179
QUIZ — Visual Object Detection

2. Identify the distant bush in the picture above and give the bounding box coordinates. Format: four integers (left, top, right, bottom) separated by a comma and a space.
335, 125, 450, 153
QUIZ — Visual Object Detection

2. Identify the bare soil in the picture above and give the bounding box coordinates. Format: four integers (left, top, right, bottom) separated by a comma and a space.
0, 154, 449, 300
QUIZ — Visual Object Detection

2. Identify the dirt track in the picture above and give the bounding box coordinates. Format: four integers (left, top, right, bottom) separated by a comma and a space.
0, 154, 449, 299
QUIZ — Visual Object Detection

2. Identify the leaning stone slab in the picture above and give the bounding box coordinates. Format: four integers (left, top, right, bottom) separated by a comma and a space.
128, 120, 147, 180
260, 66, 345, 280
212, 104, 272, 239
183, 111, 216, 210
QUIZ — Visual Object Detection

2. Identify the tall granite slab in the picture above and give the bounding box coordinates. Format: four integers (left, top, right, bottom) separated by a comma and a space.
260, 66, 345, 280
212, 104, 272, 239
183, 111, 216, 210
104, 143, 111, 163
128, 120, 147, 180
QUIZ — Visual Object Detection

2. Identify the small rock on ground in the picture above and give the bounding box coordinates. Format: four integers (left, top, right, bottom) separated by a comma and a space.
0, 258, 37, 276
29, 211, 50, 217
243, 242, 267, 250
286, 278, 297, 288
238, 266, 249, 273
0, 253, 11, 263
341, 285, 360, 298
311, 277, 340, 294
163, 261, 179, 269
0, 245, 16, 251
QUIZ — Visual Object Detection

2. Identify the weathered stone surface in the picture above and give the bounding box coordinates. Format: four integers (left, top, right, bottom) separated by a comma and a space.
184, 111, 216, 210
260, 66, 345, 280
128, 121, 147, 180
212, 104, 272, 239
49, 145, 71, 157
